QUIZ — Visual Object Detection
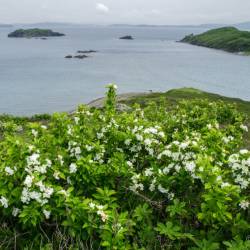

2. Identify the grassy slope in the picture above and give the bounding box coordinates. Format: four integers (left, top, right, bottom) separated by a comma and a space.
122, 87, 250, 147
181, 27, 250, 53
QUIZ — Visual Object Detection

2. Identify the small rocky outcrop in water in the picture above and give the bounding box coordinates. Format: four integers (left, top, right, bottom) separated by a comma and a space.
8, 28, 65, 38
119, 35, 134, 40
77, 50, 98, 54
65, 50, 98, 59
74, 55, 89, 59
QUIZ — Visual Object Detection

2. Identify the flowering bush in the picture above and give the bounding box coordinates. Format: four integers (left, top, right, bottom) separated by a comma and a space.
0, 85, 249, 249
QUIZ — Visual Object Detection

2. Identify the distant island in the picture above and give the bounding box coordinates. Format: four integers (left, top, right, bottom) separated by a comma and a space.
8, 28, 65, 38
119, 35, 134, 40
0, 24, 12, 28
180, 27, 250, 54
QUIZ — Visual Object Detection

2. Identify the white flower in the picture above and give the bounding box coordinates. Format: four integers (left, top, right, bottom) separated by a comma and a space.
5, 166, 14, 176
46, 159, 52, 167
144, 127, 158, 134
149, 183, 155, 191
136, 134, 143, 141
34, 165, 47, 174
240, 149, 248, 155
97, 210, 108, 222
43, 187, 54, 198
144, 138, 152, 146
89, 202, 96, 209
158, 131, 165, 138
16, 125, 23, 132
75, 147, 81, 155
174, 164, 181, 172
86, 145, 93, 151
27, 153, 40, 166
74, 117, 80, 124
21, 188, 30, 204
67, 177, 72, 184
127, 161, 133, 167
69, 163, 77, 173
97, 133, 104, 139
53, 171, 60, 180
29, 191, 42, 202
222, 137, 230, 144
158, 184, 168, 194
147, 148, 154, 156
24, 175, 34, 187
125, 139, 131, 145
216, 176, 222, 181
0, 196, 8, 208
137, 183, 144, 191
207, 124, 212, 130
12, 207, 20, 217
180, 142, 189, 149
43, 209, 51, 219
145, 168, 153, 177
28, 145, 35, 152
168, 192, 175, 200
185, 161, 196, 173
240, 124, 248, 132
31, 129, 38, 137
41, 125, 47, 130
107, 83, 117, 90
58, 155, 64, 166
221, 182, 230, 188
97, 205, 104, 210
239, 200, 249, 210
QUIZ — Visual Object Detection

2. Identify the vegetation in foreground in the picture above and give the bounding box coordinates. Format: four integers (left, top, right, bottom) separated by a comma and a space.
181, 27, 250, 54
0, 85, 250, 249
8, 28, 65, 38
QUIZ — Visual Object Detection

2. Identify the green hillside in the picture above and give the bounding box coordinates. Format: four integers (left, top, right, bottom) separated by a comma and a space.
181, 27, 250, 54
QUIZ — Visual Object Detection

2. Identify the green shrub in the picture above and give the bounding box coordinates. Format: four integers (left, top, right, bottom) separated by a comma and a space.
0, 85, 249, 249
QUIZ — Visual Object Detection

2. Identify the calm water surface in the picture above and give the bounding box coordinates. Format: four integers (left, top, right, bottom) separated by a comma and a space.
0, 25, 250, 115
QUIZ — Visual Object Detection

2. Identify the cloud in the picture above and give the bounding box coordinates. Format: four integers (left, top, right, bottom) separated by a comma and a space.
96, 3, 109, 14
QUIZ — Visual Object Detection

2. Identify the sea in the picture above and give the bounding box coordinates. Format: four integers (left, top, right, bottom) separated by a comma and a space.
0, 24, 250, 115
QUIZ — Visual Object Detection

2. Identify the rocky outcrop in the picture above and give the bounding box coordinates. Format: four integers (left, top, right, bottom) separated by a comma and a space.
74, 55, 88, 59
77, 50, 98, 54
119, 35, 134, 40
65, 50, 98, 59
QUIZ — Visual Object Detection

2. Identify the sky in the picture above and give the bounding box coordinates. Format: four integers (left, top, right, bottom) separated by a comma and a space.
0, 0, 250, 25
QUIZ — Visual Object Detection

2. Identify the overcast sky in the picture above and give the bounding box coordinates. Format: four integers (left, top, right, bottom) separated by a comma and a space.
0, 0, 249, 25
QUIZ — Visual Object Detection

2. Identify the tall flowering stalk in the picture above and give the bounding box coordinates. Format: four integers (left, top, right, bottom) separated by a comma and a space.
105, 83, 117, 114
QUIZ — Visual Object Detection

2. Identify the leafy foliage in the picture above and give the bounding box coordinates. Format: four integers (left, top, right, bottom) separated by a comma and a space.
0, 85, 249, 249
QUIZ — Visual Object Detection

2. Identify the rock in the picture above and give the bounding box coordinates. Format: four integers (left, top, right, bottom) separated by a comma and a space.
41, 37, 47, 40
74, 55, 88, 59
116, 103, 132, 112
119, 35, 134, 40
65, 55, 73, 59
8, 28, 65, 38
77, 50, 97, 54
